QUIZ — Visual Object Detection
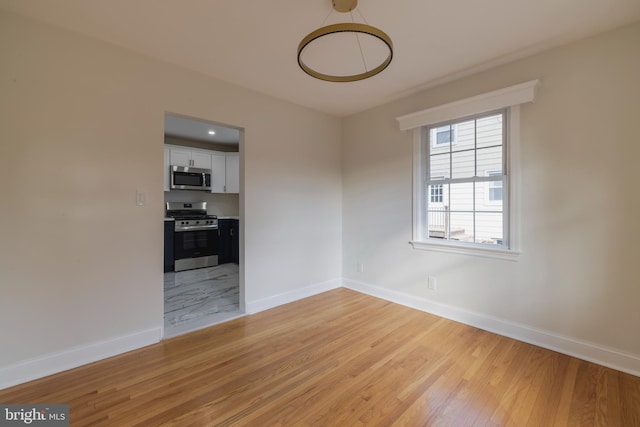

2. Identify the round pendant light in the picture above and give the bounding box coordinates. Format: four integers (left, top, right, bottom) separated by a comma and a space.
297, 0, 393, 82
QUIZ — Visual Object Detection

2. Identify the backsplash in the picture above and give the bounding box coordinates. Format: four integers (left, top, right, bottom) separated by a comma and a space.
164, 191, 239, 217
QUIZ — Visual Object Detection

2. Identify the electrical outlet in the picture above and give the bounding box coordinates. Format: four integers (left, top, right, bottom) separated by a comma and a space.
357, 262, 364, 273
427, 276, 437, 291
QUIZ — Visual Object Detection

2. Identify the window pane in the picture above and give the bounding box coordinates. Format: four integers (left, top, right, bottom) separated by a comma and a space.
430, 128, 451, 151
475, 212, 503, 245
451, 150, 475, 179
450, 211, 473, 242
429, 153, 449, 180
476, 113, 503, 149
437, 128, 451, 145
477, 146, 503, 175
428, 184, 444, 204
451, 119, 474, 152
476, 178, 503, 208
449, 182, 473, 211
489, 186, 503, 201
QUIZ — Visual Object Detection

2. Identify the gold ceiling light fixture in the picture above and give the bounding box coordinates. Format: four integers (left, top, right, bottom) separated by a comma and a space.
297, 0, 393, 82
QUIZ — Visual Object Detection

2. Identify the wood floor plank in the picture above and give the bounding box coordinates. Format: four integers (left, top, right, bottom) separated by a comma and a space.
1, 288, 639, 426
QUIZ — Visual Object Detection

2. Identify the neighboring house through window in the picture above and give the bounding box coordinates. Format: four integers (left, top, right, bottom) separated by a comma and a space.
487, 170, 503, 202
426, 111, 506, 246
429, 177, 444, 203
433, 124, 455, 147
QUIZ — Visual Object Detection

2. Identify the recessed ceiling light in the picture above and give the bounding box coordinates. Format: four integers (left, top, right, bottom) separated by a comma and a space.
208, 130, 216, 135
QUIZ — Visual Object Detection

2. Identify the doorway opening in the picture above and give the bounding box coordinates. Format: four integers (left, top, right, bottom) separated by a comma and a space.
162, 112, 244, 338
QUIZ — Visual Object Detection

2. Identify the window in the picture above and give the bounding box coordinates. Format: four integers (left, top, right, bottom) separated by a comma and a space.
433, 125, 455, 147
396, 80, 539, 259
426, 111, 506, 247
429, 176, 445, 203
486, 170, 503, 202
429, 184, 443, 203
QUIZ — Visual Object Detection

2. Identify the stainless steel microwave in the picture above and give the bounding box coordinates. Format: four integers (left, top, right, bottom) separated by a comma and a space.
170, 165, 212, 191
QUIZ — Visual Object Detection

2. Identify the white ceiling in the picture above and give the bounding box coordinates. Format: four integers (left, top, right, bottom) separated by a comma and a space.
165, 114, 240, 145
2, 0, 639, 117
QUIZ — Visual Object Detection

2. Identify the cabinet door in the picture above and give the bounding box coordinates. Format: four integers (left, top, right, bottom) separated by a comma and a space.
169, 148, 192, 167
225, 154, 240, 194
191, 151, 212, 169
218, 219, 231, 264
164, 221, 174, 272
210, 154, 226, 193
164, 147, 170, 192
230, 219, 239, 264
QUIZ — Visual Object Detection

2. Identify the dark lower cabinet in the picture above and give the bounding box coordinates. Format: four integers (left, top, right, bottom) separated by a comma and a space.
218, 219, 239, 264
218, 219, 232, 264
163, 220, 174, 272
230, 219, 239, 264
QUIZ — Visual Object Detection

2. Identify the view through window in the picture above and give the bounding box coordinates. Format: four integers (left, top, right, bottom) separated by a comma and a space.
425, 111, 506, 246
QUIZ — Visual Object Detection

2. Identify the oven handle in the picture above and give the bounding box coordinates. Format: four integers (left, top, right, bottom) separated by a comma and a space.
175, 225, 218, 232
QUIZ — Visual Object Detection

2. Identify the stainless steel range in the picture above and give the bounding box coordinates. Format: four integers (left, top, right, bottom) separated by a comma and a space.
166, 202, 219, 272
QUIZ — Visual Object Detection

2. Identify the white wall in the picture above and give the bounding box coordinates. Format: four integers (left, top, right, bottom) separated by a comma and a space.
342, 23, 640, 369
0, 9, 342, 385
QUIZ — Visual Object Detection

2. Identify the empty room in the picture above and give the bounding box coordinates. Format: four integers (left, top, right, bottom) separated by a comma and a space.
1, 0, 639, 425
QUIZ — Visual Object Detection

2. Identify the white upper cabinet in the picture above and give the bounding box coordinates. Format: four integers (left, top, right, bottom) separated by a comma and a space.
210, 153, 227, 193
211, 153, 239, 194
191, 151, 212, 169
169, 147, 191, 167
225, 154, 240, 194
169, 147, 211, 169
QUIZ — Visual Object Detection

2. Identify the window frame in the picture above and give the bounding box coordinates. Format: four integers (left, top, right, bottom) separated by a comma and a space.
397, 80, 539, 260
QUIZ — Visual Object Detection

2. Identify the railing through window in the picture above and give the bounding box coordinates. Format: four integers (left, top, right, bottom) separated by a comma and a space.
428, 206, 449, 238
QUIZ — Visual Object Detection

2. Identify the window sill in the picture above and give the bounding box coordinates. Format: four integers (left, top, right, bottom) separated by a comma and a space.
410, 240, 520, 261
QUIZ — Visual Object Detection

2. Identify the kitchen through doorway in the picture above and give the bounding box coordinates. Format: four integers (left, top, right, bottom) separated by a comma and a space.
162, 113, 244, 339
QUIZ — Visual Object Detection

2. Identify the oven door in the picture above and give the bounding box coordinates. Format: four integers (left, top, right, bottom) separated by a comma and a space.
173, 227, 219, 271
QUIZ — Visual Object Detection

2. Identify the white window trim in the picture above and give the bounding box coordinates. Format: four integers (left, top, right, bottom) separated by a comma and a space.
398, 80, 539, 260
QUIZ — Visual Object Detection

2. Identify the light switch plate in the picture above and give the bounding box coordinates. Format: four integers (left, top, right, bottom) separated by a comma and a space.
136, 190, 146, 206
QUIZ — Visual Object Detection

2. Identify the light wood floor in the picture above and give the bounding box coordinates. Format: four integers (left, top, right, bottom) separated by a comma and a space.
2, 288, 639, 426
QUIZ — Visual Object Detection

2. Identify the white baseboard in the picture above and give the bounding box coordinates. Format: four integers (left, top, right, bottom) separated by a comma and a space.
343, 279, 640, 378
0, 327, 162, 390
246, 278, 342, 314
4, 277, 639, 391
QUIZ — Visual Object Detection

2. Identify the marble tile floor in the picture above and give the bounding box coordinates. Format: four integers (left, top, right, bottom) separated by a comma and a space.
164, 263, 242, 338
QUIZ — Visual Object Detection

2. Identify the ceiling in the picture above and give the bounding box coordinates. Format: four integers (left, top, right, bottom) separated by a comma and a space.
165, 114, 240, 145
2, 0, 639, 117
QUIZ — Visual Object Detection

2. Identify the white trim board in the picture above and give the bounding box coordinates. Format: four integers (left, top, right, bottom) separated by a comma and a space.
3, 277, 639, 390
0, 327, 162, 391
396, 80, 539, 131
0, 278, 341, 390
342, 279, 640, 378
245, 278, 342, 314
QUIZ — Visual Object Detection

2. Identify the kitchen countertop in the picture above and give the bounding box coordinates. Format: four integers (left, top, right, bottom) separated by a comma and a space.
165, 217, 238, 220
